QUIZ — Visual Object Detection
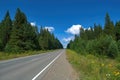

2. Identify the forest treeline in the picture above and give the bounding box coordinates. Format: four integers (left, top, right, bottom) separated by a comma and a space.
0, 8, 63, 53
67, 13, 120, 59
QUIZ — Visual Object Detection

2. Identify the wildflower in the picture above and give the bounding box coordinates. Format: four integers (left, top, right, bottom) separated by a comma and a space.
115, 72, 120, 76
108, 64, 112, 67
101, 63, 104, 67
106, 73, 110, 77
114, 71, 120, 76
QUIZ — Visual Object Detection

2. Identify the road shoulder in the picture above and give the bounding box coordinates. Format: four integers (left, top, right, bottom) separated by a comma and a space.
42, 50, 79, 80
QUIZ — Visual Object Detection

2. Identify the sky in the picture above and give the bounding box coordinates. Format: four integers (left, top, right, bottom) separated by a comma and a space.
0, 0, 120, 48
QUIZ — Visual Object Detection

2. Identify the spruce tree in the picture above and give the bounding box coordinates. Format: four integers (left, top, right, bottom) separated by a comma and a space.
38, 27, 63, 50
5, 8, 38, 52
0, 11, 12, 51
38, 27, 48, 50
94, 24, 102, 38
104, 13, 115, 38
115, 21, 120, 41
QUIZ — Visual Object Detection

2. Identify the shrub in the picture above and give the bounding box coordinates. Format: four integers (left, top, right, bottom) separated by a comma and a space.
108, 40, 118, 58
117, 40, 120, 52
5, 44, 24, 53
86, 40, 97, 55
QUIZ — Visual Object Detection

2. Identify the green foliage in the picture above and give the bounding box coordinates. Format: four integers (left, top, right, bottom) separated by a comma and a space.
108, 40, 118, 58
38, 27, 63, 50
0, 11, 12, 51
67, 49, 120, 80
117, 40, 120, 52
104, 13, 115, 38
67, 13, 120, 59
80, 27, 86, 40
116, 63, 120, 70
5, 44, 23, 53
86, 40, 97, 54
5, 9, 35, 52
94, 24, 103, 38
96, 35, 112, 56
0, 8, 63, 53
115, 21, 120, 41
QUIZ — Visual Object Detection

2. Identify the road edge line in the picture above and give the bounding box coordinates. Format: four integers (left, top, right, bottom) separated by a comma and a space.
32, 51, 63, 80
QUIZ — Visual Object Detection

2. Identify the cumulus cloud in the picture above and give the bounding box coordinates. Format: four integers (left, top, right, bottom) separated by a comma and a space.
30, 22, 36, 26
62, 36, 74, 42
65, 24, 82, 35
44, 27, 55, 32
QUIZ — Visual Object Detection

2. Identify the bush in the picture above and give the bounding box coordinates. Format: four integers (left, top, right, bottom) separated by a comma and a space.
96, 35, 112, 55
94, 35, 119, 58
108, 40, 118, 58
117, 40, 120, 52
86, 40, 97, 55
5, 44, 24, 53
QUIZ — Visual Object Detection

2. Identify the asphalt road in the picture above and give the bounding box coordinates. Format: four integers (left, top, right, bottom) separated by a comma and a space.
0, 49, 64, 80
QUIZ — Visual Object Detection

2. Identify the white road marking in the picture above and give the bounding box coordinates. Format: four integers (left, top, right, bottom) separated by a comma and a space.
32, 51, 63, 80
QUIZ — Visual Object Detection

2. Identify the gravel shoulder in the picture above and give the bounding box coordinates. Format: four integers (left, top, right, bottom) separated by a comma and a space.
42, 50, 79, 80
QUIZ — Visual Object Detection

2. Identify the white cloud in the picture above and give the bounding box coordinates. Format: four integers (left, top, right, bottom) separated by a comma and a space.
62, 36, 74, 42
65, 24, 82, 35
30, 22, 36, 26
88, 27, 91, 30
44, 27, 55, 32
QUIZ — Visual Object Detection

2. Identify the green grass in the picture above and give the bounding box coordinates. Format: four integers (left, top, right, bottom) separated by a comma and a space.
66, 49, 120, 80
0, 50, 54, 61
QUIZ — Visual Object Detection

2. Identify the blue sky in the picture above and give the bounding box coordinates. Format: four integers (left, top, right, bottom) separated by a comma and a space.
0, 0, 120, 48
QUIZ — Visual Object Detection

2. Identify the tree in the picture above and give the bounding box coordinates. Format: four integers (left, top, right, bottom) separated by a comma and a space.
0, 11, 12, 51
14, 8, 27, 26
80, 27, 87, 40
108, 40, 118, 58
0, 8, 63, 52
86, 27, 94, 40
67, 13, 119, 58
104, 13, 115, 38
38, 27, 49, 50
38, 27, 63, 50
115, 21, 120, 41
67, 40, 72, 49
5, 8, 38, 52
94, 24, 103, 39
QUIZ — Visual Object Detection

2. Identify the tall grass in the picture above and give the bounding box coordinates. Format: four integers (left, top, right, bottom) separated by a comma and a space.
66, 49, 120, 80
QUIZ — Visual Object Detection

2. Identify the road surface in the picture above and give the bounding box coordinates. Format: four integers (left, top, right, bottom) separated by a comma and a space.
0, 49, 78, 80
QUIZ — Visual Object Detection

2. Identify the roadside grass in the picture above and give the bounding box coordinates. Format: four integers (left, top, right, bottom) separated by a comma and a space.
66, 49, 120, 80
0, 50, 54, 61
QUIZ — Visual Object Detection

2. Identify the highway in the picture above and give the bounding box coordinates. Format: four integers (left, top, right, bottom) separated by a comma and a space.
0, 50, 64, 80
